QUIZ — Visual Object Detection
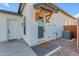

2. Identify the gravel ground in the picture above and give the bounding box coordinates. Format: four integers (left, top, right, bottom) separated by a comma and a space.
50, 39, 79, 56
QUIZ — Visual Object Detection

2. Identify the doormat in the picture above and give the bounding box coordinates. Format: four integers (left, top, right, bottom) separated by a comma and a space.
31, 42, 61, 56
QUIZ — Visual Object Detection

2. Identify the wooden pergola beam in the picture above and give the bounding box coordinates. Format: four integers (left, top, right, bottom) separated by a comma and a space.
77, 20, 79, 53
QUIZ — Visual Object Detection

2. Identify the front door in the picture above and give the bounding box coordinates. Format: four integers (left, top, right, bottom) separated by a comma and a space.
38, 26, 44, 38
8, 19, 18, 40
38, 17, 44, 39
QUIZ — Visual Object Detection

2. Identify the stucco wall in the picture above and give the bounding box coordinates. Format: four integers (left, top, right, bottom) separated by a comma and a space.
0, 4, 77, 52
0, 12, 22, 42
46, 11, 76, 40
0, 3, 76, 46
22, 4, 38, 46
22, 4, 76, 46
22, 4, 31, 46
0, 15, 8, 42
45, 12, 71, 40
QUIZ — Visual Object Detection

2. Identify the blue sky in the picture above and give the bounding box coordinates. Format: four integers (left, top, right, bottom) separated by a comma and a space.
56, 3, 79, 17
0, 3, 20, 13
0, 3, 79, 18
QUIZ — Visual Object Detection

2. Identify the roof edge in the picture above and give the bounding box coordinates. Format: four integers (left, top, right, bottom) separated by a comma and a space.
47, 3, 77, 20
0, 9, 22, 16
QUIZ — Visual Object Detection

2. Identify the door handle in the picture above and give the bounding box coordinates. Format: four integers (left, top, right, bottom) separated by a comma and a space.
8, 30, 10, 33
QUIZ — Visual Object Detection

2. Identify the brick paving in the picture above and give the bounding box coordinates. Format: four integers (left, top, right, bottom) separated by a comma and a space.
51, 39, 79, 56
31, 42, 59, 56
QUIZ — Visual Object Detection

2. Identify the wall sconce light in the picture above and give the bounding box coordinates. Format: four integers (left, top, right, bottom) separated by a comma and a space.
21, 23, 24, 26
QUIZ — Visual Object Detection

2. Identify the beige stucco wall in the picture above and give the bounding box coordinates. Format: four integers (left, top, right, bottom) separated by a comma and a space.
45, 11, 76, 40
0, 12, 22, 42
0, 3, 76, 46
22, 3, 76, 46
0, 15, 8, 42
59, 11, 77, 25
22, 3, 38, 46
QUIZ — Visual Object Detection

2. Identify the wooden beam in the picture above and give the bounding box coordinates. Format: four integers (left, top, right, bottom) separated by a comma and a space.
40, 6, 52, 12
77, 20, 79, 53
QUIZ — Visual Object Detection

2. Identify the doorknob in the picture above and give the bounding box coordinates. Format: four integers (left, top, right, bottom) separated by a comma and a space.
8, 30, 10, 33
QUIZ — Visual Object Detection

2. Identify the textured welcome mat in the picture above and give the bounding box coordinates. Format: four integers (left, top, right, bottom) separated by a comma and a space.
31, 42, 61, 56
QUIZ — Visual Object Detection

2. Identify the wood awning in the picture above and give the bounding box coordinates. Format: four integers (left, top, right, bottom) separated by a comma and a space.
35, 7, 52, 23
33, 3, 59, 13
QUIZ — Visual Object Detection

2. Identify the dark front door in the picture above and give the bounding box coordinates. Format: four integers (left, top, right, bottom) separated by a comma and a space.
38, 18, 44, 39
38, 26, 44, 38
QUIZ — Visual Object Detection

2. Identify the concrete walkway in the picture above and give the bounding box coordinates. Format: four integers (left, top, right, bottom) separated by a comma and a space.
0, 39, 36, 56
0, 38, 77, 56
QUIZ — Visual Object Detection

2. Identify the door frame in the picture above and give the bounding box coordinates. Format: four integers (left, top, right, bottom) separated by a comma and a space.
37, 17, 45, 41
7, 19, 18, 40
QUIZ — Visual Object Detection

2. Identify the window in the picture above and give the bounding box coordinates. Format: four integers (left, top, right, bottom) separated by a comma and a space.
65, 21, 68, 25
23, 16, 26, 35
